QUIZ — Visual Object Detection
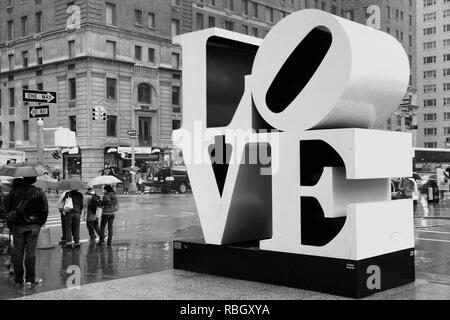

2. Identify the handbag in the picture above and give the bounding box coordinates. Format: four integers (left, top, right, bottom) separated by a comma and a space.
6, 200, 24, 230
63, 197, 74, 213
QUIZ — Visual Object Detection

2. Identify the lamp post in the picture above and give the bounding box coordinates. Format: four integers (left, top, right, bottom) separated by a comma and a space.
37, 118, 44, 163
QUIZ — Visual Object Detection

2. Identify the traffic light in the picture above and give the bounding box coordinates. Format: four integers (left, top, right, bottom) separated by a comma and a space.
99, 106, 106, 120
92, 106, 100, 120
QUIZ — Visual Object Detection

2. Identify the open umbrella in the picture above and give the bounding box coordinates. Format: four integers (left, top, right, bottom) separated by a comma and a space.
35, 175, 59, 190
57, 179, 88, 191
37, 175, 58, 183
88, 175, 122, 186
0, 162, 52, 177
0, 176, 15, 184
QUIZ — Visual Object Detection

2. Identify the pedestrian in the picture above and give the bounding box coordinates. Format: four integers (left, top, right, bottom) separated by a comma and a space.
123, 173, 131, 195
401, 177, 419, 213
2, 177, 48, 286
62, 189, 84, 249
99, 185, 119, 246
83, 187, 102, 245
57, 190, 69, 245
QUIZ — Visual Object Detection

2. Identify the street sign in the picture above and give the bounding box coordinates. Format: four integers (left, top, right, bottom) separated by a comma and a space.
29, 105, 50, 118
127, 129, 138, 139
23, 90, 57, 103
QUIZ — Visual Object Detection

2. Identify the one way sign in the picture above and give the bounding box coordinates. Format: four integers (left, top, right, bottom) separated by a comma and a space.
23, 90, 57, 104
29, 106, 49, 118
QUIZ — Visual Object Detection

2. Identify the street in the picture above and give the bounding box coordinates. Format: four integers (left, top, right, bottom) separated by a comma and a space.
1, 192, 450, 299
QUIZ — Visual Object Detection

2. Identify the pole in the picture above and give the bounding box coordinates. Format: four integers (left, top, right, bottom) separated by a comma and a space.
131, 109, 137, 193
37, 118, 44, 163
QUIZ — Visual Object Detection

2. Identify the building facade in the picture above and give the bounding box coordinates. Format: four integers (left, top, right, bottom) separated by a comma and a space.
0, 0, 183, 180
417, 0, 450, 149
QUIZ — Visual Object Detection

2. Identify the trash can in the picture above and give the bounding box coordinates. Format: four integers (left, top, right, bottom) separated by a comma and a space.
427, 186, 440, 203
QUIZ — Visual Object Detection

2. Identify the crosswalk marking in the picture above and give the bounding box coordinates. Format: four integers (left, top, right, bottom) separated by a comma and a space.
416, 237, 450, 243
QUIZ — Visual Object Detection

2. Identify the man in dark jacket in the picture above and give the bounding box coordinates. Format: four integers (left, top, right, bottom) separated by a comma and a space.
63, 189, 84, 249
3, 177, 48, 286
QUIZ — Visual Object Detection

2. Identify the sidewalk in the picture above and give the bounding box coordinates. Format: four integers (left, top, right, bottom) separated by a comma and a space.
12, 267, 450, 300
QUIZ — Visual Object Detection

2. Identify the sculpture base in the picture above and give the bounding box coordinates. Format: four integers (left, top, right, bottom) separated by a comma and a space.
173, 241, 415, 299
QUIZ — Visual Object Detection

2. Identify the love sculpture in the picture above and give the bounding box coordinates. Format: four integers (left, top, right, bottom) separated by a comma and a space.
172, 9, 415, 299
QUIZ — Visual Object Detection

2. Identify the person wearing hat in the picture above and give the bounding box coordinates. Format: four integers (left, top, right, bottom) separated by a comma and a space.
83, 187, 101, 245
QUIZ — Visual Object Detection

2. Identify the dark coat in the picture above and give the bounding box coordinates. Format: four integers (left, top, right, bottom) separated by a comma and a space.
3, 181, 48, 226
64, 190, 84, 215
101, 191, 118, 215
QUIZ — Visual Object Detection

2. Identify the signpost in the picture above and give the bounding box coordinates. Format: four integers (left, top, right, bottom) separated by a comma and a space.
29, 105, 50, 118
23, 90, 57, 104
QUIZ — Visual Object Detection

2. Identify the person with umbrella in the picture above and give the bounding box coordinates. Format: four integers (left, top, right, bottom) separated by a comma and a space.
2, 176, 49, 286
57, 179, 87, 249
82, 186, 102, 244
99, 185, 119, 246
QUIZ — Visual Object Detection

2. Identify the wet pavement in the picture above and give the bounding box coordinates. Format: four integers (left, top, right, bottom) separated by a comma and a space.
2, 192, 450, 299
0, 192, 202, 299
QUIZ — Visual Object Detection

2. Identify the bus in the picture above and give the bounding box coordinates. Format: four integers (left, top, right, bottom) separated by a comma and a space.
413, 147, 450, 173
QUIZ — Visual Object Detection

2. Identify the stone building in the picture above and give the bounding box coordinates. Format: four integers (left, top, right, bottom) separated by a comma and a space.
0, 0, 183, 180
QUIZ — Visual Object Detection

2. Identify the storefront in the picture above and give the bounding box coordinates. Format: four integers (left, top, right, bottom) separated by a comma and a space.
62, 147, 82, 180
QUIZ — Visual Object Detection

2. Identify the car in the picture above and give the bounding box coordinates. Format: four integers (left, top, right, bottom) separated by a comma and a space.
151, 167, 190, 194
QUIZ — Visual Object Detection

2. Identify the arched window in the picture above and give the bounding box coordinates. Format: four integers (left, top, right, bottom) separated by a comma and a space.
138, 83, 152, 104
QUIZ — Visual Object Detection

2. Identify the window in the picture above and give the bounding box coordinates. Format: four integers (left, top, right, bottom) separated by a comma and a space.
8, 55, 14, 71
424, 128, 437, 136
444, 69, 450, 77
172, 52, 180, 69
225, 21, 234, 31
424, 84, 437, 93
172, 86, 180, 106
196, 13, 204, 30
9, 122, 15, 142
445, 112, 450, 120
424, 142, 437, 148
23, 120, 29, 141
106, 40, 116, 59
252, 27, 258, 37
445, 127, 450, 135
226, 0, 234, 11
424, 99, 437, 107
37, 82, 43, 91
243, 25, 248, 34
22, 51, 28, 68
148, 48, 155, 63
68, 78, 76, 100
35, 12, 42, 33
172, 119, 181, 130
266, 6, 273, 22
68, 40, 75, 59
106, 78, 117, 100
423, 27, 436, 36
423, 56, 436, 64
444, 83, 450, 92
8, 20, 14, 41
21, 16, 28, 36
242, 0, 249, 15
444, 98, 450, 106
171, 0, 181, 6
135, 9, 143, 25
171, 19, 180, 37
107, 115, 117, 137
105, 3, 116, 26
135, 46, 142, 61
148, 12, 155, 28
37, 48, 43, 65
138, 83, 151, 104
252, 2, 258, 18
69, 115, 76, 133
424, 41, 436, 50
208, 16, 215, 28
424, 70, 436, 79
9, 88, 15, 108
424, 113, 437, 121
